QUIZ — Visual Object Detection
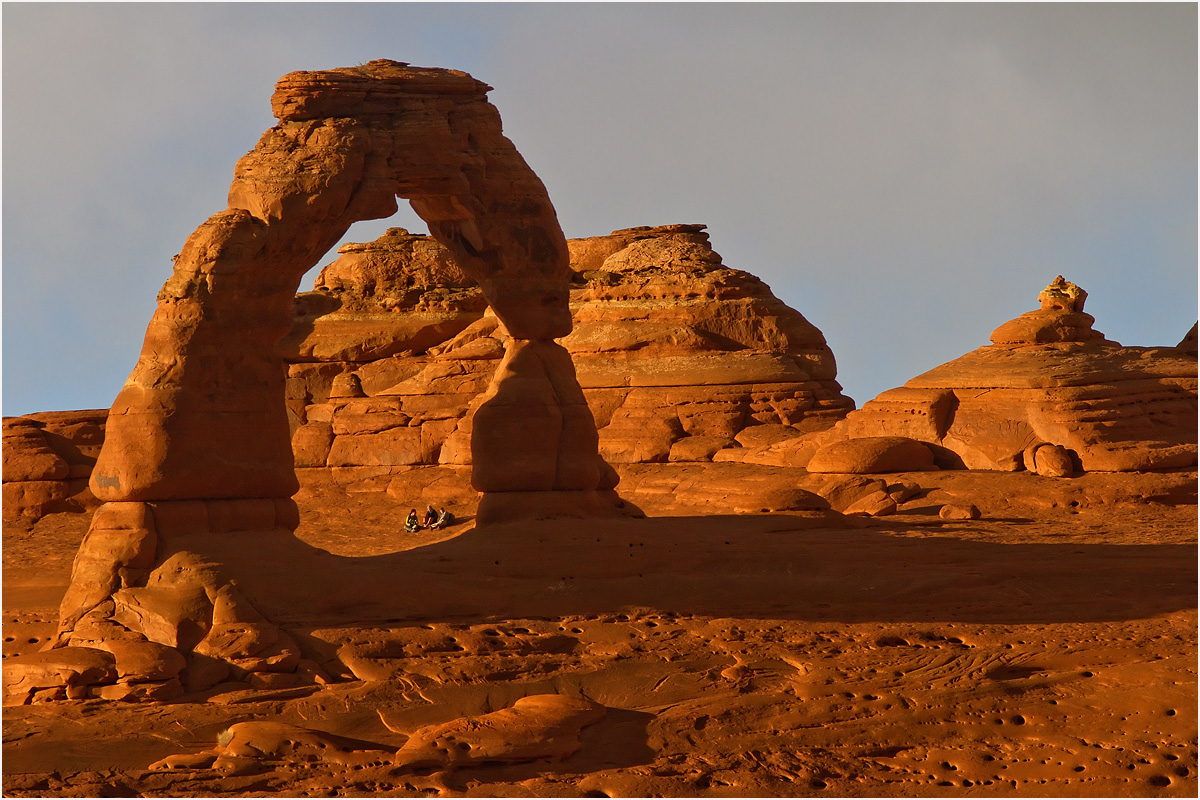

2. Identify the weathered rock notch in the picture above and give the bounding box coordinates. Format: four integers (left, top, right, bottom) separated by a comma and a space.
43, 61, 611, 684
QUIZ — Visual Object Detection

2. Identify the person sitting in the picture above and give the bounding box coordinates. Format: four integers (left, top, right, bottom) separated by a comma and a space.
432, 507, 455, 530
404, 509, 421, 533
422, 504, 438, 528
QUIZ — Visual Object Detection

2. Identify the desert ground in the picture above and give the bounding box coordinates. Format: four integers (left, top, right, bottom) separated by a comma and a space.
3, 463, 1195, 798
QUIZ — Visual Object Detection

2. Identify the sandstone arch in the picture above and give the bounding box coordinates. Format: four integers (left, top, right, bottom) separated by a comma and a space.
50, 61, 615, 657
92, 60, 600, 506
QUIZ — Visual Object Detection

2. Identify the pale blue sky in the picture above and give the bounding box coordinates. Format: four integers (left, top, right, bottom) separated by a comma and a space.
3, 2, 1196, 417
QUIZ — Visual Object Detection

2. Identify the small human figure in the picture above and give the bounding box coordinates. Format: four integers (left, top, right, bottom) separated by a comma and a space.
432, 507, 455, 530
404, 509, 421, 533
422, 504, 438, 528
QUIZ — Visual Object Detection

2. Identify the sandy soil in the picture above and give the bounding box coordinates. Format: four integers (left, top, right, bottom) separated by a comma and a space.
3, 466, 1196, 797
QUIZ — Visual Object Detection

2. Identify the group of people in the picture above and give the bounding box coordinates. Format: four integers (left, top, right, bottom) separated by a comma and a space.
405, 504, 455, 533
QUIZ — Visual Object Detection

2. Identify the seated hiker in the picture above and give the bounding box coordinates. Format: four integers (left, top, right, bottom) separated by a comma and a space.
404, 509, 421, 533
432, 507, 455, 530
422, 504, 438, 528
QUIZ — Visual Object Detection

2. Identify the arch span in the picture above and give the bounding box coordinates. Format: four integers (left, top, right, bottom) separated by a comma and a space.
53, 62, 619, 657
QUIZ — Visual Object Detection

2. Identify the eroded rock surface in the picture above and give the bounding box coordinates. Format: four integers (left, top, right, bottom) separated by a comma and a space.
2, 411, 107, 521
389, 694, 606, 771
33, 59, 610, 687
786, 277, 1197, 473
285, 223, 855, 485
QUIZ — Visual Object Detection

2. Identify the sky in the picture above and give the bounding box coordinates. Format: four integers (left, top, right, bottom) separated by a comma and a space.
3, 2, 1196, 417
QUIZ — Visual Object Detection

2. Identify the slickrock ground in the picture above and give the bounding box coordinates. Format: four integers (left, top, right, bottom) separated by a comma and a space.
4, 465, 1195, 797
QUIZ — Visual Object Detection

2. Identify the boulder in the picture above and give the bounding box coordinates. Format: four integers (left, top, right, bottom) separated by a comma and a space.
1031, 443, 1076, 478
3, 647, 117, 706
843, 491, 898, 517
940, 504, 982, 521
807, 437, 936, 474
391, 695, 606, 770
801, 475, 890, 513
92, 640, 187, 683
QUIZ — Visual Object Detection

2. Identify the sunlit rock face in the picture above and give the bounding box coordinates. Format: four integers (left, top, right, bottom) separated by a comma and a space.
42, 60, 610, 671
92, 60, 592, 506
284, 223, 856, 478
808, 277, 1197, 473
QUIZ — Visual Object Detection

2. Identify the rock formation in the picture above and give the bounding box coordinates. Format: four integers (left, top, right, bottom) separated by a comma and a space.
390, 694, 606, 771
565, 224, 853, 463
285, 223, 855, 493
37, 61, 612, 685
4, 224, 855, 522
1178, 322, 1198, 355
2, 411, 107, 521
761, 277, 1197, 473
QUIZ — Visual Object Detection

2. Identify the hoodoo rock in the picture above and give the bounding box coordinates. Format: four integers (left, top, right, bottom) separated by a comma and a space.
807, 277, 1197, 473
41, 61, 613, 679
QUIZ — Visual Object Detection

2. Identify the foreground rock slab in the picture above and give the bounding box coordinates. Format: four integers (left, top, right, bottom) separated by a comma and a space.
388, 694, 606, 770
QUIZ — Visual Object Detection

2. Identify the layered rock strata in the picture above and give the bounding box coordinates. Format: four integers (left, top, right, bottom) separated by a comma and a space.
286, 223, 856, 488
745, 277, 1197, 473
2, 410, 107, 520
35, 61, 609, 689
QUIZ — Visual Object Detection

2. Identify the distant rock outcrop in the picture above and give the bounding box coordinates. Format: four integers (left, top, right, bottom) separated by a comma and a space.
285, 223, 856, 481
2, 411, 107, 521
1177, 322, 1198, 355
768, 277, 1197, 473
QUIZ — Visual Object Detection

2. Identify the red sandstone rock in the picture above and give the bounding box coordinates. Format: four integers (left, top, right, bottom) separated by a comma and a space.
940, 503, 982, 520
2, 647, 117, 706
799, 475, 890, 513
843, 490, 899, 517
471, 339, 601, 493
1029, 443, 1075, 478
2, 480, 70, 520
47, 60, 614, 657
2, 419, 69, 482
806, 436, 936, 474
814, 277, 1196, 473
92, 639, 188, 683
282, 224, 854, 480
887, 480, 924, 504
91, 60, 592, 508
390, 694, 606, 770
1177, 322, 1197, 354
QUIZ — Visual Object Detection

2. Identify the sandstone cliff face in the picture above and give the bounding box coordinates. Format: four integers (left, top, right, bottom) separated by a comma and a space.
750, 277, 1198, 474
284, 223, 856, 477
